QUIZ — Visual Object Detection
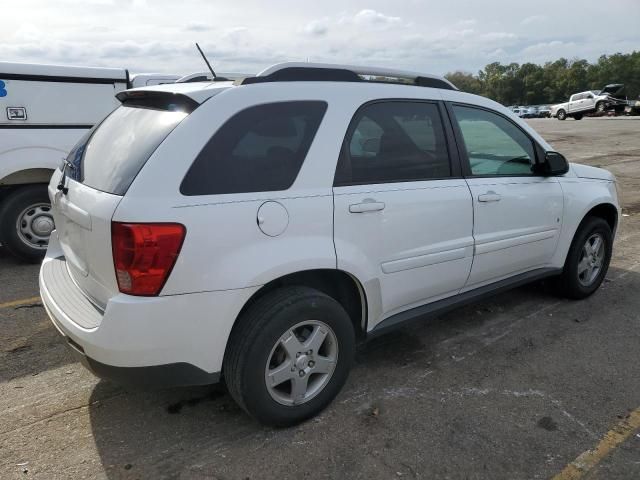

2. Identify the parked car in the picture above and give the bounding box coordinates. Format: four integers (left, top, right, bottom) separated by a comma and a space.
40, 62, 620, 426
508, 106, 526, 118
537, 105, 551, 118
521, 106, 539, 119
550, 84, 628, 120
0, 62, 181, 261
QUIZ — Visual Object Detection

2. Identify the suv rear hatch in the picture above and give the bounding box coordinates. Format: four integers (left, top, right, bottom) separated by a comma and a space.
600, 84, 626, 100
49, 92, 197, 309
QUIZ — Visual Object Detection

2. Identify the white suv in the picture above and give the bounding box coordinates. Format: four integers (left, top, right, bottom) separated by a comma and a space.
40, 63, 620, 426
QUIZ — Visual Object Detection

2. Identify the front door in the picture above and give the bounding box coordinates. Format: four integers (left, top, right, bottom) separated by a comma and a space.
333, 100, 474, 325
448, 104, 563, 289
583, 92, 596, 111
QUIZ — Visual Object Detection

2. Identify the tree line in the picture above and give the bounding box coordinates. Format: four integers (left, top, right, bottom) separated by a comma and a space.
444, 51, 640, 106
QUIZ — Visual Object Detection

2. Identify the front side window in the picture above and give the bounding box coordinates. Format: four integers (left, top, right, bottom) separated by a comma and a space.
335, 101, 451, 186
181, 101, 327, 195
452, 105, 536, 176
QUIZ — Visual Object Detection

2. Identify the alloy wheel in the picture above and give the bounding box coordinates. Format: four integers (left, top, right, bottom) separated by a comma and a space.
577, 233, 606, 287
264, 320, 338, 406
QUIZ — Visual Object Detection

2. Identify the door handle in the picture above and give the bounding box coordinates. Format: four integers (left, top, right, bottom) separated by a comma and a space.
349, 199, 386, 213
478, 191, 501, 203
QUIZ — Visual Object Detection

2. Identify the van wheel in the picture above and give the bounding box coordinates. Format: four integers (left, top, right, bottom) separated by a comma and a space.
596, 102, 606, 113
557, 217, 612, 299
0, 185, 53, 262
574, 113, 583, 120
557, 109, 567, 120
224, 286, 355, 427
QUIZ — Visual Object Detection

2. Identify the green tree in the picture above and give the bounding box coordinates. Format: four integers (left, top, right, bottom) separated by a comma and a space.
444, 51, 640, 105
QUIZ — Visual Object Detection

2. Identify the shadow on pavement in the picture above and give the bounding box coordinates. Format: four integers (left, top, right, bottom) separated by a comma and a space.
86, 271, 639, 479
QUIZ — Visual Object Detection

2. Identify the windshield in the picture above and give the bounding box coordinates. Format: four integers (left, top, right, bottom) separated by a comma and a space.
67, 105, 188, 195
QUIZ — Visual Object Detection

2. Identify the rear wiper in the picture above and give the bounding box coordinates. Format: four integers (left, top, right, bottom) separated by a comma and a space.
57, 159, 75, 195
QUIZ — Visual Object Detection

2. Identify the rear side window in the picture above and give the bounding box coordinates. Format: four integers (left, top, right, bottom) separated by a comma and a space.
71, 105, 188, 195
180, 101, 328, 196
335, 101, 451, 186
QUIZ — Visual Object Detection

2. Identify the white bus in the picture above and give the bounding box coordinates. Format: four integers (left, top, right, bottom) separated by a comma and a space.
0, 62, 179, 261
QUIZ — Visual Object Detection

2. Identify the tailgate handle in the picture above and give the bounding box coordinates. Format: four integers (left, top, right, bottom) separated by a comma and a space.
349, 199, 385, 213
478, 191, 501, 203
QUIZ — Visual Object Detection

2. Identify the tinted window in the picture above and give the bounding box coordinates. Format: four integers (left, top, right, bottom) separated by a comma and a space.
335, 102, 451, 185
181, 101, 327, 195
452, 105, 535, 176
73, 106, 188, 195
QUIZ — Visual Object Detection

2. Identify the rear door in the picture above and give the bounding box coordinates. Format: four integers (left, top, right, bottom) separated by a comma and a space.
49, 100, 192, 308
568, 94, 582, 113
447, 103, 563, 289
333, 100, 474, 324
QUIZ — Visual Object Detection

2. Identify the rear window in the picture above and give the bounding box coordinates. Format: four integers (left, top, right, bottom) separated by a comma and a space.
180, 101, 327, 196
68, 105, 188, 195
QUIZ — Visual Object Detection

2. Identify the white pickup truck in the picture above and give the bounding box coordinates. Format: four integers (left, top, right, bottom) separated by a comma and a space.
0, 62, 180, 261
550, 84, 627, 120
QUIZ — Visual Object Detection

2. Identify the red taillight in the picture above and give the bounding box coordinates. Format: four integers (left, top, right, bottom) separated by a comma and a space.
111, 222, 186, 296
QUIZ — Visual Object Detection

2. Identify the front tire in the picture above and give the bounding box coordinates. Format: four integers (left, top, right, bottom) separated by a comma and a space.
574, 113, 583, 120
557, 217, 612, 299
0, 185, 54, 262
224, 286, 355, 427
557, 109, 567, 120
596, 101, 606, 113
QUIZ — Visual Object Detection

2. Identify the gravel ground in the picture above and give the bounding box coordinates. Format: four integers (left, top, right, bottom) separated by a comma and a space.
1, 117, 639, 480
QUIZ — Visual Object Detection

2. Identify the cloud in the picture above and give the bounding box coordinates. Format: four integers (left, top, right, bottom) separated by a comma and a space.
352, 9, 401, 26
457, 19, 477, 27
2, 0, 638, 78
303, 19, 329, 36
487, 48, 507, 58
481, 32, 517, 41
521, 40, 568, 54
184, 22, 212, 32
521, 15, 546, 25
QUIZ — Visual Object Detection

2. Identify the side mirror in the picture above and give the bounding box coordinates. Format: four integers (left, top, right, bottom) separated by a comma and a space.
535, 151, 569, 176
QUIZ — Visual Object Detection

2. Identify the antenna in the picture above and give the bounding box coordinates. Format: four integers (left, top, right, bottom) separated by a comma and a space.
195, 42, 217, 80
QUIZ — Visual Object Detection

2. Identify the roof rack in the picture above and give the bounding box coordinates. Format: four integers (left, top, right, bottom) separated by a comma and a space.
236, 62, 458, 91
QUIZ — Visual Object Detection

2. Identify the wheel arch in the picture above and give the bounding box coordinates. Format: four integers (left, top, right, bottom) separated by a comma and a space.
584, 202, 618, 233
0, 168, 55, 187
231, 269, 368, 342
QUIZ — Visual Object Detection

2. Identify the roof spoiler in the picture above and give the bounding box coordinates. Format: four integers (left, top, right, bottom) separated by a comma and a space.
116, 90, 200, 112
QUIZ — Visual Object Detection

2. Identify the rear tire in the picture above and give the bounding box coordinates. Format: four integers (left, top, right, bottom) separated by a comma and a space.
557, 109, 567, 120
557, 217, 612, 299
224, 286, 355, 427
574, 113, 583, 120
0, 185, 53, 262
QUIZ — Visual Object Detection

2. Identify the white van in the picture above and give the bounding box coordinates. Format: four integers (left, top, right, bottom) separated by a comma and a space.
0, 62, 179, 260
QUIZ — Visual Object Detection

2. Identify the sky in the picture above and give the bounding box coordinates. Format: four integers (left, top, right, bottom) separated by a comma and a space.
2, 0, 639, 77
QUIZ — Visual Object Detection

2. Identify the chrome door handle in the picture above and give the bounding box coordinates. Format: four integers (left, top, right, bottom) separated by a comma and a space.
349, 199, 386, 213
478, 191, 501, 202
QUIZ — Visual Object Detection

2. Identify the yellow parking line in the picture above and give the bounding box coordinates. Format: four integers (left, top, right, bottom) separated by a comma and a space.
0, 296, 41, 310
552, 407, 640, 479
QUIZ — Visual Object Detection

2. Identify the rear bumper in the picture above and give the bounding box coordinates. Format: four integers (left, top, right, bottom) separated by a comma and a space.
40, 231, 259, 387
63, 338, 220, 388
